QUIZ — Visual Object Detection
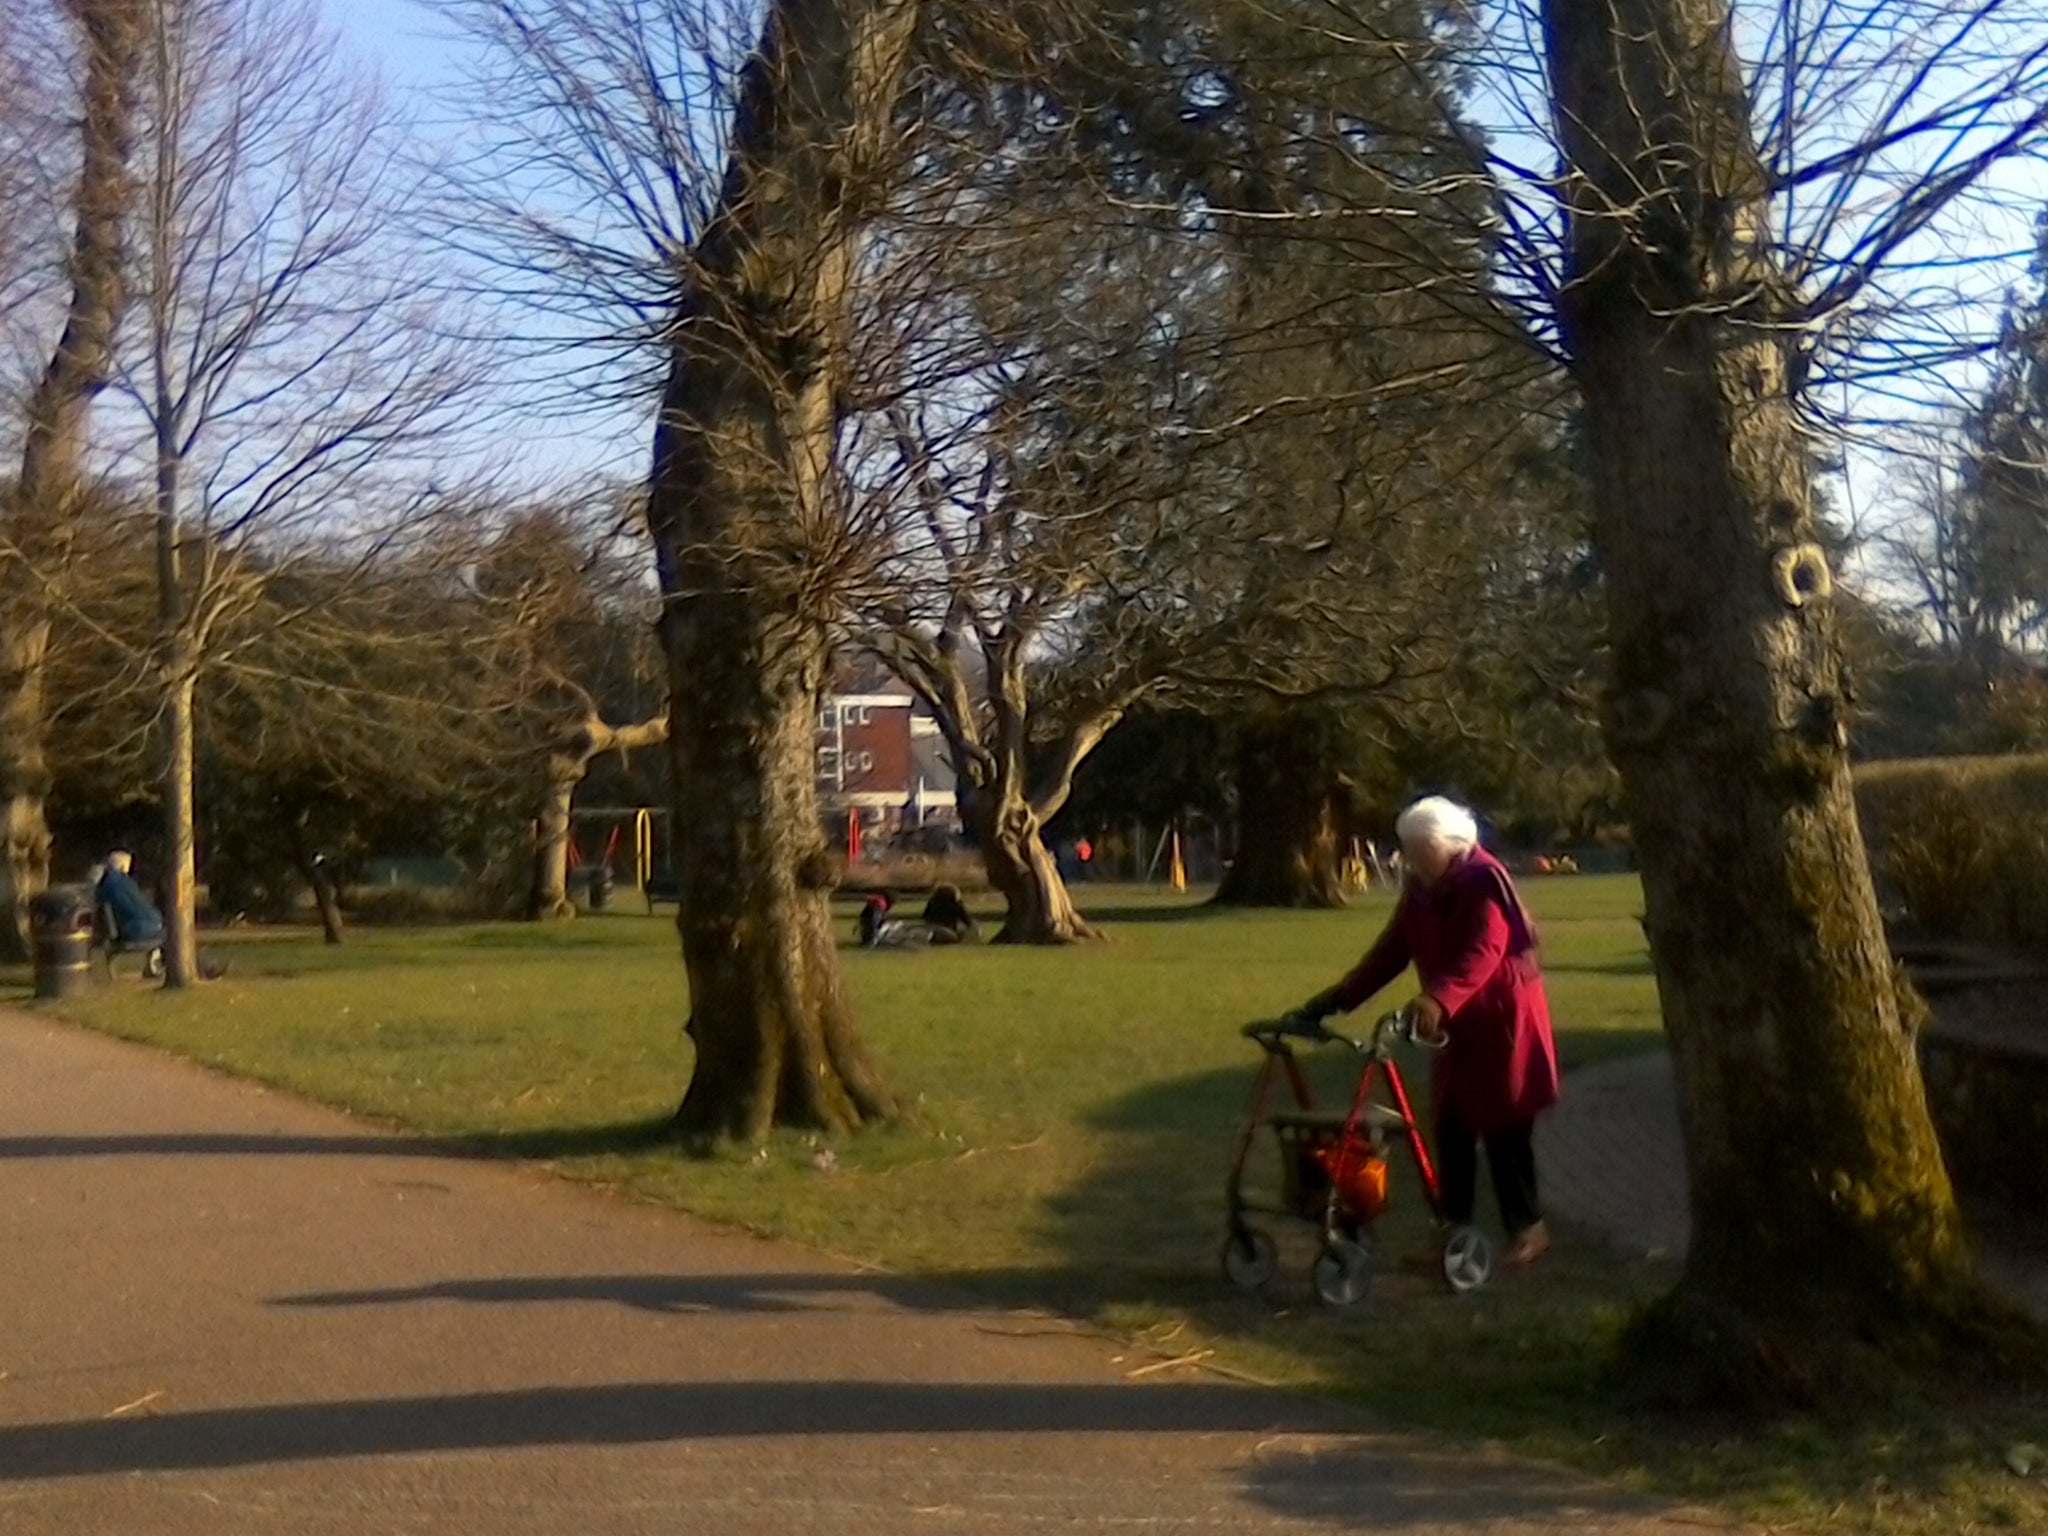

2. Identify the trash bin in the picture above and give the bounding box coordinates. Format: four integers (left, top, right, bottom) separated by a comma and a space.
29, 884, 95, 1000
588, 863, 615, 912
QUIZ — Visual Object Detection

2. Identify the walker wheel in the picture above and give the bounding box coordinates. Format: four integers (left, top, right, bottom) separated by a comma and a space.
1441, 1226, 1493, 1293
1310, 1237, 1374, 1307
1221, 1227, 1278, 1291
143, 948, 165, 980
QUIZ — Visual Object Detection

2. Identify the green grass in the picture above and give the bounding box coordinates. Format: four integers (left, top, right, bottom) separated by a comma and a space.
11, 873, 2048, 1533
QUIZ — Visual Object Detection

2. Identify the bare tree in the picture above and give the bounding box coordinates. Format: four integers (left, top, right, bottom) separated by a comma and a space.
0, 0, 145, 957
855, 1, 1554, 930
111, 0, 474, 985
450, 499, 665, 922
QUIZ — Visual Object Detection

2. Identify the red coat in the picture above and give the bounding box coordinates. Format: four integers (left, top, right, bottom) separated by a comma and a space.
1333, 847, 1558, 1133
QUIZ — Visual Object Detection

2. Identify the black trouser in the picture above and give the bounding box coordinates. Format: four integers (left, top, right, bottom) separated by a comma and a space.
1435, 1103, 1540, 1236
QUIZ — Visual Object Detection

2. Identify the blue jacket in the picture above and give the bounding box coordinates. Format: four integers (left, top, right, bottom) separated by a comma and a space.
95, 870, 164, 943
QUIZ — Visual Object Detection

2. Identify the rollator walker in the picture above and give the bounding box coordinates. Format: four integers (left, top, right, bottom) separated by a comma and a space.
1221, 1008, 1494, 1304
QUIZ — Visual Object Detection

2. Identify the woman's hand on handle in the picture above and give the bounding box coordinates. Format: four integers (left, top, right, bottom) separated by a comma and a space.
1409, 993, 1447, 1044
1293, 985, 1346, 1023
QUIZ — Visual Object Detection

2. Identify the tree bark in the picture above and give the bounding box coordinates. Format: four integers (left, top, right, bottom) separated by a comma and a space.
526, 711, 668, 922
648, 0, 915, 1144
0, 0, 144, 959
1543, 0, 2011, 1399
971, 786, 1092, 944
527, 757, 580, 922
160, 652, 200, 987
1212, 714, 1348, 909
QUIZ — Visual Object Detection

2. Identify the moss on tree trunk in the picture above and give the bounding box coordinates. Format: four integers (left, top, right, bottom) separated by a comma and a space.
1542, 0, 2042, 1401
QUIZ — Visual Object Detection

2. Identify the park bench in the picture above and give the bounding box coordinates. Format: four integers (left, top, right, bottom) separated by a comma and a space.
94, 902, 165, 980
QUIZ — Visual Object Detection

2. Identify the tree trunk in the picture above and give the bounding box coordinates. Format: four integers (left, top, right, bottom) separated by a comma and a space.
157, 354, 198, 987
972, 786, 1092, 944
527, 749, 582, 922
284, 821, 345, 945
307, 858, 344, 945
1212, 715, 1347, 909
0, 624, 55, 962
1543, 0, 2011, 1399
0, 0, 144, 959
527, 712, 669, 922
160, 655, 200, 987
647, 0, 915, 1145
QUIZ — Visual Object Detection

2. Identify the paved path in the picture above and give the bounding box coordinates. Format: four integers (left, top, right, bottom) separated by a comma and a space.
0, 1011, 1741, 1536
1537, 1055, 1689, 1262
1537, 1050, 2048, 1318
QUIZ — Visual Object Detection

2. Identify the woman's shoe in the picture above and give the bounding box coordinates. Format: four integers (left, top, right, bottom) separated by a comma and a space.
1503, 1221, 1550, 1267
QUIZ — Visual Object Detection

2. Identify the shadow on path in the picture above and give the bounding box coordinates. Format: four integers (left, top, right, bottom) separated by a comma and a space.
0, 1380, 1659, 1529
273, 1271, 970, 1317
0, 1382, 1298, 1480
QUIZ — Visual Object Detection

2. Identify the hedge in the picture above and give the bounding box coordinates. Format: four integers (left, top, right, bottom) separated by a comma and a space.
1855, 753, 2048, 952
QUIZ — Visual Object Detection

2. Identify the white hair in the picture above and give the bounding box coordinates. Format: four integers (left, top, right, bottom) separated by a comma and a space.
1395, 796, 1479, 853
106, 850, 133, 874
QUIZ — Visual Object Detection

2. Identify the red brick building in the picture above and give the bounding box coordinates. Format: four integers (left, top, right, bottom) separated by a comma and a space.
816, 691, 957, 834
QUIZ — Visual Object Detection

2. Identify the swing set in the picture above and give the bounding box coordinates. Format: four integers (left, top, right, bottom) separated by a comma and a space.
568, 806, 674, 910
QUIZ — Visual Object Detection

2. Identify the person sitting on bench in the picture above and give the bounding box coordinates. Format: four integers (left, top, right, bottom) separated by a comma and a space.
95, 850, 166, 951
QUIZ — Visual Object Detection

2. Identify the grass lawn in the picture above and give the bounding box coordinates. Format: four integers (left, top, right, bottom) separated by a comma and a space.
9, 872, 2047, 1532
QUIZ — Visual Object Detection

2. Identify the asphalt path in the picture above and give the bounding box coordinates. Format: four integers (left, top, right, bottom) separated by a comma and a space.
0, 1009, 1742, 1534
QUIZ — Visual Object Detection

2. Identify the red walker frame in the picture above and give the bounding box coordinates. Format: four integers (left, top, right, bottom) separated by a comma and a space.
1220, 1011, 1494, 1302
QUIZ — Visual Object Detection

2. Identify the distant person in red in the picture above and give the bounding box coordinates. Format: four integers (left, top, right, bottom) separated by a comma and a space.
1293, 795, 1559, 1266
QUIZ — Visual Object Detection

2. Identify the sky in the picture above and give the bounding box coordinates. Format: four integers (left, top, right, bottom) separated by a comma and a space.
330, 0, 459, 93
325, 0, 655, 493
324, 0, 2048, 555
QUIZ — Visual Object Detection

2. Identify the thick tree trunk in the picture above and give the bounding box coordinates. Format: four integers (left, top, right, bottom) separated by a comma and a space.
1543, 0, 2010, 1399
1212, 716, 1347, 909
0, 1, 144, 958
972, 787, 1092, 944
647, 0, 915, 1145
663, 628, 894, 1142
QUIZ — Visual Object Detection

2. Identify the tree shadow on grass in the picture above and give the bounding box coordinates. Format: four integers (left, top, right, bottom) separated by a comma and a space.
1014, 1052, 2048, 1526
1069, 899, 1240, 926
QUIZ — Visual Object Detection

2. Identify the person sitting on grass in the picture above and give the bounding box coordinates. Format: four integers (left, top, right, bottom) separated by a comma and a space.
920, 883, 978, 945
94, 850, 166, 950
856, 891, 917, 948
1291, 795, 1560, 1268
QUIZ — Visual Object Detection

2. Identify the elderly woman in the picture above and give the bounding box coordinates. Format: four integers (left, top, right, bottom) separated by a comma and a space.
1296, 796, 1559, 1266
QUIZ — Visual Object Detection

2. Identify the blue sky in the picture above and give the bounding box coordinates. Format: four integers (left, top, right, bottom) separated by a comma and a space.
325, 0, 655, 492
329, 0, 454, 91
324, 0, 2045, 539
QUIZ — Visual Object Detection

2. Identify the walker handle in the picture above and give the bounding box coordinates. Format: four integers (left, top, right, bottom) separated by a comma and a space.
1379, 1008, 1447, 1050
1241, 1014, 1332, 1045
